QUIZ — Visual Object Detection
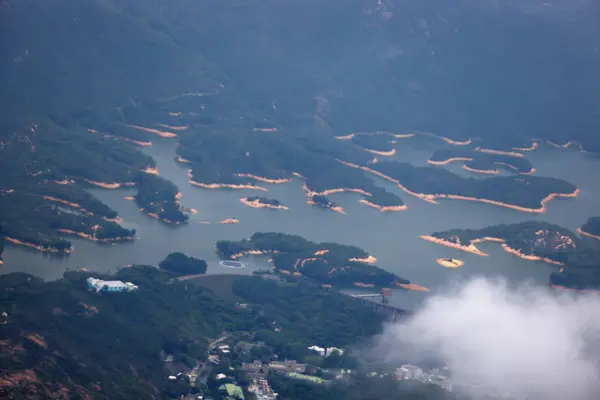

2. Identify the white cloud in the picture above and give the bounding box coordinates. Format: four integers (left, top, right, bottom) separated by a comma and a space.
374, 277, 600, 399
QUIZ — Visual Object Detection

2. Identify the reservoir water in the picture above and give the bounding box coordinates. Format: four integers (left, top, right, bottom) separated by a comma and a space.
3, 137, 600, 308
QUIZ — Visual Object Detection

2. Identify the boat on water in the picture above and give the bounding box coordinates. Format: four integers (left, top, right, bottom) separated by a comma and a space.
219, 260, 246, 268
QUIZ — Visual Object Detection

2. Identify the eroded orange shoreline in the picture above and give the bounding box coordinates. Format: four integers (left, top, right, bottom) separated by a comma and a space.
513, 142, 538, 152
240, 197, 289, 210
474, 147, 524, 158
577, 227, 600, 241
144, 166, 159, 175
159, 124, 188, 131
43, 196, 90, 214
365, 148, 397, 157
359, 199, 407, 212
462, 165, 499, 175
338, 158, 580, 213
235, 174, 291, 184
84, 179, 134, 189
349, 255, 377, 264
5, 237, 72, 253
229, 249, 277, 260
56, 229, 136, 243
219, 218, 240, 225
418, 132, 471, 146
54, 179, 75, 185
427, 157, 473, 166
138, 208, 184, 225
396, 282, 430, 292
304, 184, 372, 198
547, 140, 583, 150
420, 235, 564, 266
189, 179, 268, 191
127, 124, 177, 138
436, 258, 464, 268
104, 134, 152, 147
306, 197, 346, 214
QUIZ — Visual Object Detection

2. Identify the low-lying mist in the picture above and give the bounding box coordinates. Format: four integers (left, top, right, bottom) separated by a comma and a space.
370, 277, 600, 400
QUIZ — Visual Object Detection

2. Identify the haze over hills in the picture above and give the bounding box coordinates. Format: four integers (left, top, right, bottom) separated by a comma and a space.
1, 1, 600, 399
1, 0, 599, 257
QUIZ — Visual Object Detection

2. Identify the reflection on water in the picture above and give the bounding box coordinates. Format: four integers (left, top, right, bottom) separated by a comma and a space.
2, 140, 599, 308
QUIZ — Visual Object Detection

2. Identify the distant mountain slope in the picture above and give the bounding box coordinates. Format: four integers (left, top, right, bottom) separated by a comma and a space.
2, 0, 599, 145
0, 0, 221, 129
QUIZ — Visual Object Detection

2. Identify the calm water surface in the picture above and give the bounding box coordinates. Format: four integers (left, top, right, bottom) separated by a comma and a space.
3, 138, 599, 308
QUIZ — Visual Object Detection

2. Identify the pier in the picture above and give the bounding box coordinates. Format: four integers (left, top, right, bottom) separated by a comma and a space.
347, 288, 411, 321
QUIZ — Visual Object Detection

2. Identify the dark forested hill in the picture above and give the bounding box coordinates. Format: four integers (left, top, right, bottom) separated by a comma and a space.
0, 268, 390, 399
2, 0, 599, 144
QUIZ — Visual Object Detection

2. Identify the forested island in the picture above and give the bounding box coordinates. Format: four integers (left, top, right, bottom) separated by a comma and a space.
134, 173, 189, 224
241, 196, 288, 210
308, 195, 345, 214
429, 148, 535, 175
159, 252, 207, 276
422, 221, 600, 291
215, 233, 427, 291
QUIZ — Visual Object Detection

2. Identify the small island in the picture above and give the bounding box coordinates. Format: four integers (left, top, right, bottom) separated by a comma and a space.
308, 194, 346, 214
134, 173, 189, 224
240, 196, 288, 210
159, 252, 207, 276
436, 258, 464, 268
215, 232, 428, 291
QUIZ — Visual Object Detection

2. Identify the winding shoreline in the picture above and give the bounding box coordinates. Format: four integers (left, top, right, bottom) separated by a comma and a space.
219, 218, 240, 225
577, 227, 600, 241
420, 235, 565, 265
127, 124, 177, 138
189, 179, 268, 191
235, 174, 291, 184
512, 142, 538, 152
436, 258, 464, 268
359, 199, 407, 212
56, 229, 136, 243
240, 197, 289, 210
462, 165, 499, 175
306, 197, 346, 214
5, 237, 72, 253
365, 148, 397, 157
427, 157, 473, 166
84, 179, 134, 189
341, 158, 580, 212
474, 147, 525, 158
